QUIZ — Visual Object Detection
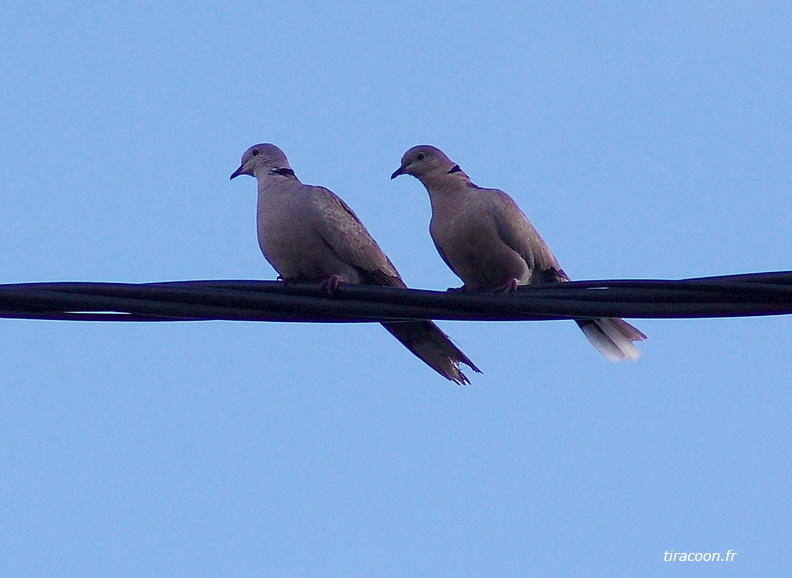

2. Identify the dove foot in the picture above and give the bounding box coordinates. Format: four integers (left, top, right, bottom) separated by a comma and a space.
495, 278, 520, 294
319, 274, 343, 296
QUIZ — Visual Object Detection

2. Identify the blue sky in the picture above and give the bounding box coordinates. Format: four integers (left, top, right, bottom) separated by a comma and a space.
2, 2, 791, 576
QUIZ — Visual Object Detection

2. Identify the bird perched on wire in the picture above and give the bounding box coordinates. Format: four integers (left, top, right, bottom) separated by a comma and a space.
392, 145, 646, 361
231, 143, 480, 383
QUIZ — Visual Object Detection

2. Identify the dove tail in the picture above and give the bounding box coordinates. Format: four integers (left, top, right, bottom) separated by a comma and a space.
381, 321, 481, 384
576, 318, 647, 362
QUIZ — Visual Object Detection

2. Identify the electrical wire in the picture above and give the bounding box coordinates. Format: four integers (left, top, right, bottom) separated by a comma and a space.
1, 270, 791, 323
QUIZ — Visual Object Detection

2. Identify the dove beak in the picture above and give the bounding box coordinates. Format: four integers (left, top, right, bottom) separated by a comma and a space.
230, 164, 246, 180
390, 165, 407, 179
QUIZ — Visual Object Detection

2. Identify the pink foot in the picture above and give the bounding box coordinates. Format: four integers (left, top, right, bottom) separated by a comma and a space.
495, 278, 520, 294
319, 274, 342, 296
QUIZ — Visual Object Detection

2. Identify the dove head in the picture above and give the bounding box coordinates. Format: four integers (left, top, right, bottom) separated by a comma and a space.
230, 143, 293, 180
391, 145, 462, 181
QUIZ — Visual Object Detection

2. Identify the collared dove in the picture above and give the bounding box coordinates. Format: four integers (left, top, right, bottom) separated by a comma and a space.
391, 145, 647, 361
230, 143, 481, 383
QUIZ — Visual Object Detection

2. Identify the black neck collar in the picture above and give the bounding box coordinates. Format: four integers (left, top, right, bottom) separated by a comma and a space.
269, 167, 295, 177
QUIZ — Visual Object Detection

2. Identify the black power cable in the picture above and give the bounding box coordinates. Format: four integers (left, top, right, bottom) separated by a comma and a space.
1, 271, 792, 323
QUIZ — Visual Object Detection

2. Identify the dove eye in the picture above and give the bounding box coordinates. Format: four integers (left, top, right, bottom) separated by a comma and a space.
416, 152, 425, 160
251, 149, 259, 156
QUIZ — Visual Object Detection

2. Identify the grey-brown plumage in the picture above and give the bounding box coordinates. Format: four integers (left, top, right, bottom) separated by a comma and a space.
231, 143, 480, 383
392, 145, 646, 361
